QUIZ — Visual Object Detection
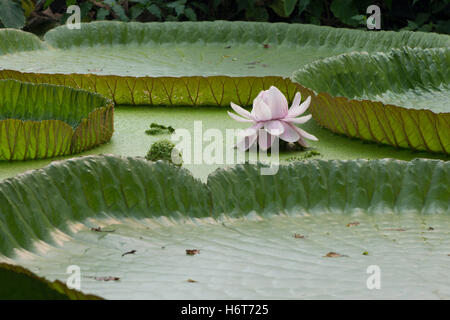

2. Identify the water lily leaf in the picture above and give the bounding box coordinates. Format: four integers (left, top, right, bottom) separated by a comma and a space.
0, 79, 113, 160
0, 29, 47, 55
0, 155, 449, 299
0, 263, 102, 299
292, 47, 450, 154
0, 21, 449, 106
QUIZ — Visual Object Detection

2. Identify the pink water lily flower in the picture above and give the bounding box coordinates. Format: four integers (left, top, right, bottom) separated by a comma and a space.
228, 86, 318, 151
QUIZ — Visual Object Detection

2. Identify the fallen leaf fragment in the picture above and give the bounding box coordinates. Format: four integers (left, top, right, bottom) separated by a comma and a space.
346, 222, 360, 227
187, 279, 197, 283
324, 252, 348, 258
122, 250, 137, 257
186, 249, 200, 256
89, 276, 120, 282
91, 227, 116, 232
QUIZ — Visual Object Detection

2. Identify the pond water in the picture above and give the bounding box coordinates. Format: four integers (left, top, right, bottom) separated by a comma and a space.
0, 106, 447, 182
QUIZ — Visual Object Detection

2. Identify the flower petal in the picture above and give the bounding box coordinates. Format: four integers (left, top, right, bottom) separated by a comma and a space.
297, 137, 309, 148
297, 127, 318, 141
236, 123, 263, 151
290, 123, 319, 142
279, 122, 300, 142
264, 120, 285, 136
236, 133, 258, 151
287, 96, 311, 118
251, 97, 272, 121
239, 122, 264, 137
291, 92, 301, 109
265, 86, 288, 119
258, 131, 275, 151
284, 114, 312, 124
227, 111, 253, 123
231, 102, 254, 120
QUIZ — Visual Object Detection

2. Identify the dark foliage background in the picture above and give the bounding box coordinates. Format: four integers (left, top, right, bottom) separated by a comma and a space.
0, 0, 449, 35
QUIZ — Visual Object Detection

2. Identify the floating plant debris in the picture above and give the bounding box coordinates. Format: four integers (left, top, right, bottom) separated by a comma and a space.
346, 222, 360, 227
91, 227, 116, 233
121, 250, 137, 257
145, 123, 175, 135
88, 276, 120, 282
146, 139, 183, 166
186, 249, 200, 256
324, 252, 348, 258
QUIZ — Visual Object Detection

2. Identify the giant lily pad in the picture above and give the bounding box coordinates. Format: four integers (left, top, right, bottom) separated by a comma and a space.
292, 47, 450, 154
0, 79, 113, 160
1, 155, 449, 299
0, 21, 449, 105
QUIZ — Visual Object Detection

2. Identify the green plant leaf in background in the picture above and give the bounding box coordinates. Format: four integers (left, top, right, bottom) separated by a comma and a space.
0, 0, 26, 28
270, 0, 299, 17
104, 0, 130, 21
0, 263, 102, 299
20, 0, 35, 18
330, 0, 362, 27
0, 155, 449, 299
292, 47, 450, 154
0, 79, 114, 160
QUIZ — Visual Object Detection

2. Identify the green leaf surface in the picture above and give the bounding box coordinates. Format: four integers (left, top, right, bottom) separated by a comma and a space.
0, 263, 102, 299
0, 155, 449, 299
0, 21, 449, 105
0, 29, 47, 55
292, 47, 450, 154
0, 79, 114, 160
